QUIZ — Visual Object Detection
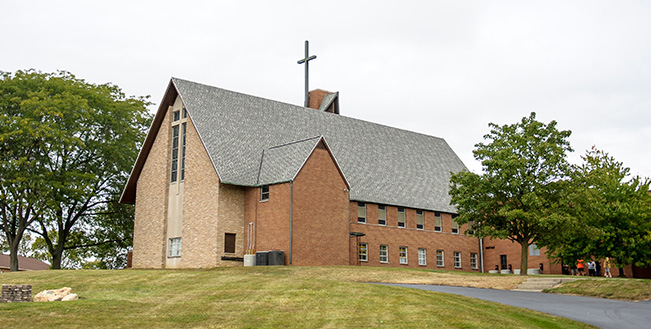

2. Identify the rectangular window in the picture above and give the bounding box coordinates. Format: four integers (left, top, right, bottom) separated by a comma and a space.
260, 185, 269, 201
173, 110, 180, 121
451, 215, 459, 234
168, 237, 181, 257
397, 208, 405, 228
467, 220, 475, 236
434, 212, 442, 232
529, 244, 541, 256
378, 205, 386, 226
357, 202, 366, 223
454, 251, 461, 268
416, 210, 424, 230
224, 233, 236, 253
418, 248, 427, 266
182, 108, 187, 119
436, 250, 444, 267
359, 243, 368, 262
470, 253, 478, 269
399, 246, 408, 264
379, 245, 388, 263
170, 125, 179, 182
180, 122, 187, 181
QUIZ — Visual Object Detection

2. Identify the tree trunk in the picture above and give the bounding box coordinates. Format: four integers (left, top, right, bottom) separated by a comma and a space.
519, 241, 529, 276
618, 267, 626, 278
9, 241, 20, 272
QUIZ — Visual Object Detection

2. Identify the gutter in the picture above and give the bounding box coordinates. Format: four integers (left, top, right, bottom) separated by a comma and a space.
289, 181, 293, 265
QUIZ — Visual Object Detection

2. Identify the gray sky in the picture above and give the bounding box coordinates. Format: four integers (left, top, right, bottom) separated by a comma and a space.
2, 1, 650, 179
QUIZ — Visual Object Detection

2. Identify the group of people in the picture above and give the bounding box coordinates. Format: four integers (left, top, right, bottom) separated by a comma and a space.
571, 257, 613, 277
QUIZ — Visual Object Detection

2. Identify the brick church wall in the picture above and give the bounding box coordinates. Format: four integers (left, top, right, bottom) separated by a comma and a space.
246, 183, 292, 264
132, 103, 171, 268
350, 203, 481, 271
292, 142, 349, 265
180, 118, 222, 268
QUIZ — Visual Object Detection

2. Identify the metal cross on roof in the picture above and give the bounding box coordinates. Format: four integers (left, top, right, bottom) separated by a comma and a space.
297, 40, 317, 107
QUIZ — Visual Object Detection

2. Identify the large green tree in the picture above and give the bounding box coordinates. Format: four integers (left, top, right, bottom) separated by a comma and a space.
449, 112, 573, 275
0, 70, 150, 270
544, 147, 651, 276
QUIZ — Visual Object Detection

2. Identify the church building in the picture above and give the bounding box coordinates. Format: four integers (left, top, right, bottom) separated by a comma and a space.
120, 78, 561, 274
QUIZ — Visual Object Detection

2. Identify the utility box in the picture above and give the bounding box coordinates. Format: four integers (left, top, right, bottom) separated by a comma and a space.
243, 254, 256, 267
255, 251, 269, 266
268, 250, 285, 265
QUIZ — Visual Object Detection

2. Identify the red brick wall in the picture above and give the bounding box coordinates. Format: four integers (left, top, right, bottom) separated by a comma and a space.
482, 238, 562, 274
349, 203, 481, 271
292, 142, 349, 265
245, 183, 292, 264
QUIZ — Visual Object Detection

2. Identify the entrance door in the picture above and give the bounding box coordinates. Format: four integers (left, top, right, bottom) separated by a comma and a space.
500, 255, 508, 270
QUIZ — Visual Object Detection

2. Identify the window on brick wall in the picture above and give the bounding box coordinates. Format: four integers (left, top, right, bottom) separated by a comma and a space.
260, 185, 269, 201
434, 212, 442, 232
357, 202, 366, 223
359, 243, 368, 262
224, 233, 236, 253
418, 248, 427, 266
451, 215, 459, 234
416, 210, 424, 230
397, 208, 405, 228
378, 205, 386, 225
470, 253, 478, 269
168, 237, 181, 257
399, 246, 408, 264
454, 251, 461, 268
170, 125, 179, 183
379, 245, 388, 263
529, 244, 541, 256
436, 250, 444, 267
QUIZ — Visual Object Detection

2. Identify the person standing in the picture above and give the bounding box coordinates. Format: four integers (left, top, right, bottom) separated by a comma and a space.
577, 259, 585, 276
588, 260, 596, 276
604, 257, 613, 278
595, 260, 602, 277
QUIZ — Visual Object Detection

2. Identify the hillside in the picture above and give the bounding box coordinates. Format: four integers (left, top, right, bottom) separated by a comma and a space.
0, 266, 595, 328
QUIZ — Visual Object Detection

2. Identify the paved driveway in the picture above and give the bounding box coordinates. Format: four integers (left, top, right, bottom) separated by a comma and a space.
380, 283, 651, 329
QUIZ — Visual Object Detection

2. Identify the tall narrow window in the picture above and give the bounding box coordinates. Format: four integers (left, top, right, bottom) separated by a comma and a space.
397, 208, 405, 228
454, 251, 461, 268
357, 202, 366, 223
224, 233, 236, 253
470, 253, 478, 269
173, 110, 180, 121
359, 243, 368, 262
168, 237, 181, 257
436, 250, 444, 267
451, 215, 459, 234
399, 246, 408, 264
434, 212, 442, 232
180, 122, 187, 181
416, 210, 424, 230
170, 125, 179, 182
260, 185, 270, 201
418, 248, 427, 266
378, 205, 386, 225
379, 245, 388, 263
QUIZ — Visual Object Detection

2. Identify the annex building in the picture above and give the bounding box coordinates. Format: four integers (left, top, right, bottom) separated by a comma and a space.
121, 78, 562, 274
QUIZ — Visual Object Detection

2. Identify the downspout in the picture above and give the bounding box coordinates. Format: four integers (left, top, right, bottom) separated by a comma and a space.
479, 237, 484, 273
346, 189, 350, 265
289, 181, 294, 265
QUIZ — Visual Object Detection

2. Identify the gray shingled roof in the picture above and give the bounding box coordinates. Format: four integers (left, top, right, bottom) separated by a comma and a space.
174, 78, 466, 213
257, 136, 323, 186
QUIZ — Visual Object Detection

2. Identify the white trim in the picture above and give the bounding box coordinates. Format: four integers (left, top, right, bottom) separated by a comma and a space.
436, 250, 444, 267
399, 246, 408, 264
454, 251, 461, 268
358, 243, 368, 262
418, 248, 427, 266
379, 244, 389, 263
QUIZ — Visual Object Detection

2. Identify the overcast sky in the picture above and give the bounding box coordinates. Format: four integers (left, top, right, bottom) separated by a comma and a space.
2, 1, 650, 179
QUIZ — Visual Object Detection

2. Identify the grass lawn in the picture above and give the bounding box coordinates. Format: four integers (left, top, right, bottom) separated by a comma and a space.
544, 277, 651, 301
0, 266, 595, 328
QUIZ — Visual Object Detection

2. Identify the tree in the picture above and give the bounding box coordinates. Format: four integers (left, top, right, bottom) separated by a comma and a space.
0, 70, 150, 269
544, 147, 651, 276
449, 112, 573, 275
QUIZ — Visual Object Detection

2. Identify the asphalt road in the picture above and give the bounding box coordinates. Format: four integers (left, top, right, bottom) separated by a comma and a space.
380, 283, 651, 329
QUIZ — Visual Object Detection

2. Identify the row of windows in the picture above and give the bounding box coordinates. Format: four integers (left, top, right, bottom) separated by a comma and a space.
359, 243, 478, 269
357, 202, 462, 233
